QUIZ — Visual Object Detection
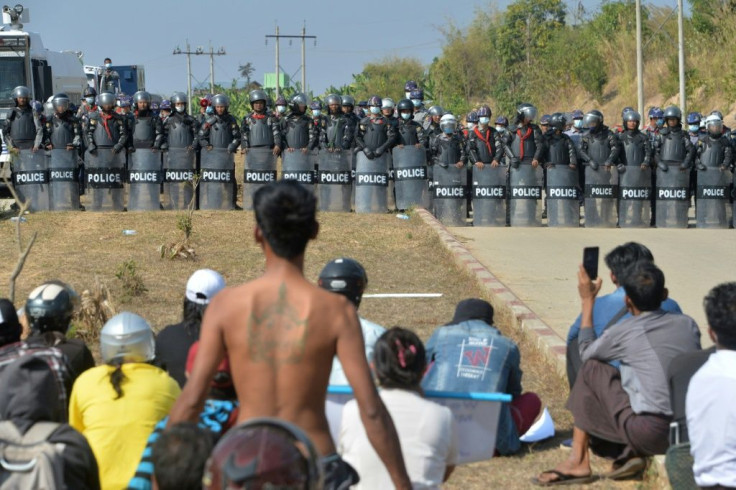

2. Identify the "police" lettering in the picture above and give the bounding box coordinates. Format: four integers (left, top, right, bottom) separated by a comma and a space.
319, 171, 351, 184
547, 187, 578, 199
244, 171, 277, 183
697, 186, 728, 199
511, 186, 542, 199
14, 172, 47, 184
87, 173, 122, 184
586, 185, 615, 198
657, 188, 688, 200
620, 188, 650, 200
395, 167, 427, 180
474, 186, 506, 199
165, 170, 195, 182
202, 170, 233, 183
129, 172, 160, 183
356, 173, 388, 186
434, 186, 466, 198
282, 171, 314, 184
49, 170, 76, 181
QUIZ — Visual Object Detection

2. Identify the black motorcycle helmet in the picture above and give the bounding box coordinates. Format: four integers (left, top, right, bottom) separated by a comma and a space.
25, 281, 80, 334
318, 258, 368, 308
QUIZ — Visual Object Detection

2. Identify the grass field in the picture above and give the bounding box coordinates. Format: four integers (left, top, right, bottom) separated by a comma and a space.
0, 208, 659, 489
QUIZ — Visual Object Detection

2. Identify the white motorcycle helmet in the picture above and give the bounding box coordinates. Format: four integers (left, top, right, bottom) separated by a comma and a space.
100, 312, 155, 364
439, 113, 457, 133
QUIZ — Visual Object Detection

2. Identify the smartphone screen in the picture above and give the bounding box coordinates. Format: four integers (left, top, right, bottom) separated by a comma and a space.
583, 247, 599, 280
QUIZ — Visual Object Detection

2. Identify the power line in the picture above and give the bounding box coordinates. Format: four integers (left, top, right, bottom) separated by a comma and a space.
173, 41, 226, 112
265, 23, 317, 97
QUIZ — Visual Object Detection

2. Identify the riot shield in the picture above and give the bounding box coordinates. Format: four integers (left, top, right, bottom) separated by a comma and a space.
13, 150, 49, 212
281, 150, 315, 192
355, 152, 390, 214
584, 166, 618, 228
163, 148, 196, 210
618, 167, 652, 228
655, 165, 689, 228
48, 149, 80, 211
243, 147, 277, 210
508, 164, 543, 227
128, 149, 162, 211
433, 164, 467, 227
393, 146, 429, 211
546, 165, 580, 227
85, 148, 125, 212
696, 167, 732, 229
471, 165, 506, 227
200, 148, 235, 210
318, 151, 352, 212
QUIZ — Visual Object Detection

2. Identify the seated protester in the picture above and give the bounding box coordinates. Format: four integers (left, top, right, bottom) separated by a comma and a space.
149, 423, 214, 490
203, 418, 322, 489
24, 281, 95, 382
128, 341, 239, 490
155, 269, 225, 387
340, 327, 458, 489
0, 298, 21, 348
534, 262, 701, 486
422, 298, 542, 455
686, 282, 736, 489
69, 312, 180, 490
566, 242, 682, 388
317, 258, 386, 386
0, 356, 100, 489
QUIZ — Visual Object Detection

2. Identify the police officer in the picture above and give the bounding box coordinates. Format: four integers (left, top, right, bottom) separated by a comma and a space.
565, 109, 585, 150
3, 86, 43, 154
404, 80, 418, 100
425, 105, 444, 141
131, 91, 164, 152
241, 89, 281, 156
341, 95, 360, 129
539, 114, 552, 136
309, 100, 326, 144
159, 100, 172, 123
617, 110, 651, 171
580, 110, 619, 171
468, 106, 502, 169
644, 107, 664, 145
395, 99, 427, 148
696, 115, 732, 172
279, 93, 316, 154
273, 95, 288, 119
653, 106, 695, 174
44, 93, 82, 152
544, 113, 577, 169
85, 92, 128, 155
695, 114, 732, 228
320, 94, 353, 152
410, 89, 427, 125
686, 112, 703, 145
99, 58, 121, 94
464, 111, 479, 140
430, 114, 466, 169
162, 92, 199, 152
355, 95, 396, 158
199, 94, 241, 153
506, 103, 544, 169
77, 86, 99, 122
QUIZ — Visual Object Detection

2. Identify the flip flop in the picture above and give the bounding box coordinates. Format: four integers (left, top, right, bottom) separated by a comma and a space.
603, 457, 647, 480
530, 470, 598, 486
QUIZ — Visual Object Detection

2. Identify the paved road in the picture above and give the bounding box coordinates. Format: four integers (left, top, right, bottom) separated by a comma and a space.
449, 226, 736, 347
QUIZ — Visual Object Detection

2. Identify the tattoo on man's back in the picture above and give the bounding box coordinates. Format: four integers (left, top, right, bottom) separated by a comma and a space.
247, 283, 308, 364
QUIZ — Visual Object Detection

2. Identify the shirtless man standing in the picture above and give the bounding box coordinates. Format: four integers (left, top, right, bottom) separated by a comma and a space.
169, 180, 411, 490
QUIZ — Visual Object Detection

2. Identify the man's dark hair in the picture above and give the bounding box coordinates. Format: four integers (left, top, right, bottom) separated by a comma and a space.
104, 57, 112, 63
374, 327, 426, 390
181, 298, 206, 335
604, 242, 654, 283
703, 282, 736, 350
621, 261, 665, 312
253, 181, 317, 259
152, 422, 214, 490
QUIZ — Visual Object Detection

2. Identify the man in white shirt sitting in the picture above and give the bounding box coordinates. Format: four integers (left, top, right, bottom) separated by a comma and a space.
686, 282, 736, 489
318, 258, 386, 386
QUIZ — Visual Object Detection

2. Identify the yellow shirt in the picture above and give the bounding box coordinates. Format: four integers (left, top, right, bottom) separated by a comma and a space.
69, 363, 180, 490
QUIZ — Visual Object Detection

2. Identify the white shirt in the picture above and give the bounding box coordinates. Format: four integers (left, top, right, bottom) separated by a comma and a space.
329, 317, 386, 386
339, 388, 458, 490
686, 349, 736, 488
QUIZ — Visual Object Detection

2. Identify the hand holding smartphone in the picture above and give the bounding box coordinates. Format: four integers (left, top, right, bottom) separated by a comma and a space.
583, 247, 599, 280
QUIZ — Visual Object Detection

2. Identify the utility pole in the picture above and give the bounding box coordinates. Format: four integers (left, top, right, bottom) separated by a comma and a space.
266, 25, 317, 95
173, 42, 226, 113
677, 0, 686, 113
635, 0, 644, 117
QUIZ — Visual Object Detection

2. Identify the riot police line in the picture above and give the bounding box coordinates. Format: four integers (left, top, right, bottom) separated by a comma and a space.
3, 85, 734, 228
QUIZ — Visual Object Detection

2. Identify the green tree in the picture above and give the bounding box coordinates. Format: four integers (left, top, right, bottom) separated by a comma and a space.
350, 56, 426, 102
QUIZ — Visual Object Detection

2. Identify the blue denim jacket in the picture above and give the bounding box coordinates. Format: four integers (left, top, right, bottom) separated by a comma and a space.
421, 320, 523, 455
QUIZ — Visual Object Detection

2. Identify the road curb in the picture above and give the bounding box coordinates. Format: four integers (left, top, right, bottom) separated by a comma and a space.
416, 208, 567, 377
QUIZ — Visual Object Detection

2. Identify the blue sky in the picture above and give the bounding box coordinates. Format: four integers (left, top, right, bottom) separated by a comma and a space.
23, 0, 681, 97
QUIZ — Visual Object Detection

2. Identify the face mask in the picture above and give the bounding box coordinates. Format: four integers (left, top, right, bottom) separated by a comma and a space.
656, 118, 664, 127
467, 123, 475, 130
573, 119, 583, 129
405, 92, 412, 99
370, 106, 380, 115
312, 110, 321, 117
411, 99, 421, 107
495, 126, 505, 132
688, 124, 699, 132
105, 63, 112, 69
175, 105, 186, 113
479, 117, 490, 125
401, 113, 411, 120
86, 97, 95, 105
206, 106, 214, 114
276, 105, 286, 114
443, 126, 454, 134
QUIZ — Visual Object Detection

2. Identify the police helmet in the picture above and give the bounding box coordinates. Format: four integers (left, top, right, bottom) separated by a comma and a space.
409, 89, 424, 100
212, 94, 230, 108
133, 91, 152, 104
663, 105, 682, 121
12, 86, 30, 100
97, 92, 116, 108
439, 113, 457, 133
428, 105, 444, 117
477, 105, 492, 118
51, 93, 70, 112
170, 92, 187, 106
466, 111, 479, 123
516, 103, 538, 122
623, 110, 642, 127
396, 99, 413, 112
549, 112, 567, 131
25, 281, 79, 335
404, 80, 418, 92
340, 95, 355, 107
325, 94, 341, 107
160, 99, 171, 111
368, 95, 382, 107
705, 114, 723, 136
686, 112, 701, 125
310, 100, 322, 111
583, 109, 604, 128
249, 89, 268, 105
318, 258, 368, 308
83, 86, 97, 98
381, 98, 395, 110
100, 312, 155, 364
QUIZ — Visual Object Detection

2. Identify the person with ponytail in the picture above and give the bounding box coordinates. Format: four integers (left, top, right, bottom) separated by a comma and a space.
69, 312, 180, 490
339, 327, 458, 489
